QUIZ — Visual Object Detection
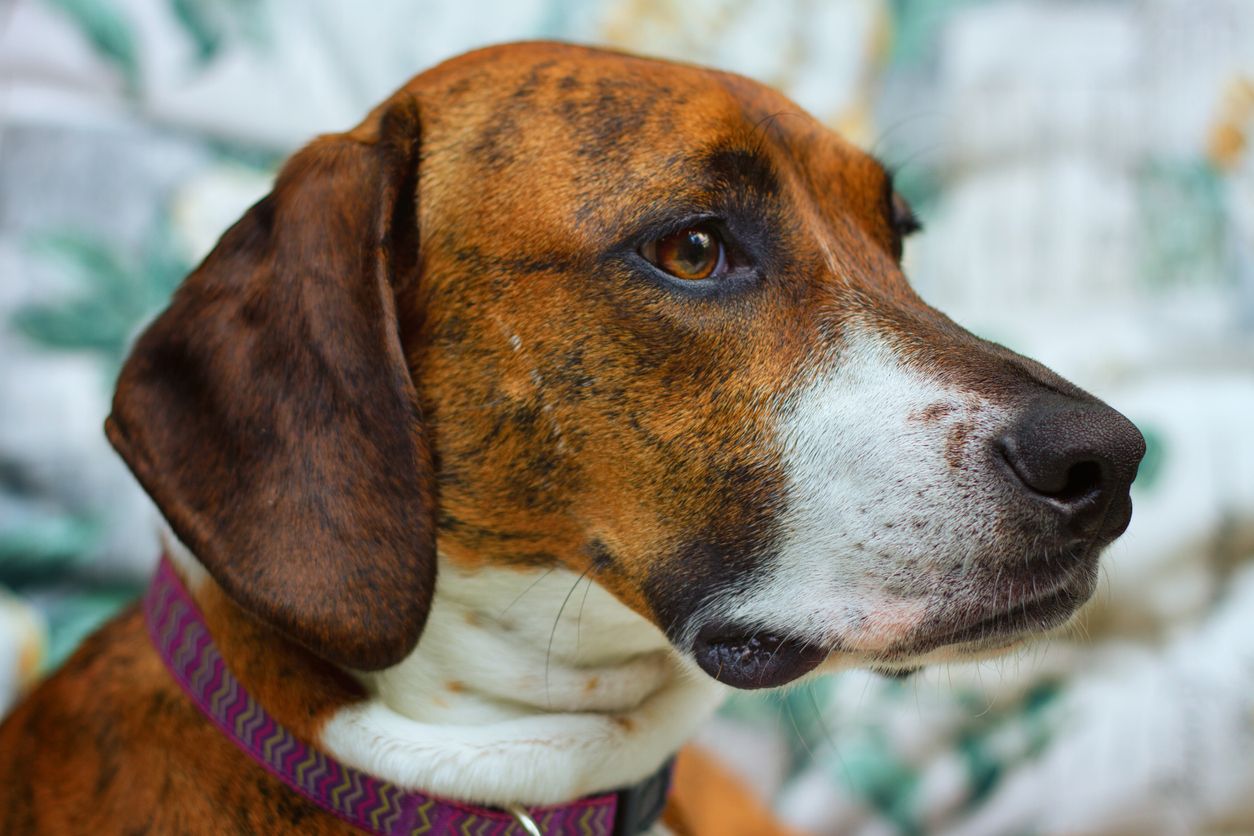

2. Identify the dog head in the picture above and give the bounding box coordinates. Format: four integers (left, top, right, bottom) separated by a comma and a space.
108, 43, 1144, 686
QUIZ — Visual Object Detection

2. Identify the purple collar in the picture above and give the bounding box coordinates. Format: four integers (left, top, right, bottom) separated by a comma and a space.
145, 556, 674, 835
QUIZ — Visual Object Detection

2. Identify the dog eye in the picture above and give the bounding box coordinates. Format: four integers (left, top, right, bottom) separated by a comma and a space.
641, 223, 727, 281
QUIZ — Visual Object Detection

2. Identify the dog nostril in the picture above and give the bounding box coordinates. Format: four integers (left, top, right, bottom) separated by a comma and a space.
999, 439, 1107, 505
1054, 459, 1104, 504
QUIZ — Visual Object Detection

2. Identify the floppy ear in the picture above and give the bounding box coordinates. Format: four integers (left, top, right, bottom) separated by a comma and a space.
106, 99, 433, 671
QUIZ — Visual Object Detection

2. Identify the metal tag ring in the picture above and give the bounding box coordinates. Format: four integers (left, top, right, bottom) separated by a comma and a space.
505, 803, 544, 836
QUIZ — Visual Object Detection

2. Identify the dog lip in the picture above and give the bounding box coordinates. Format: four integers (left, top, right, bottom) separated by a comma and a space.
691, 548, 1101, 685
889, 572, 1095, 657
692, 625, 828, 689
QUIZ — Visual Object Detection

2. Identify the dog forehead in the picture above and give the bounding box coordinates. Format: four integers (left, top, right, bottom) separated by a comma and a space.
395, 44, 890, 265
415, 41, 788, 119
411, 43, 880, 169
407, 44, 812, 184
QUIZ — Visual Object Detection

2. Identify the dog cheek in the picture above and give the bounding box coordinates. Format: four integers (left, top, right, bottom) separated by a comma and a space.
634, 470, 790, 647
565, 426, 792, 644
597, 421, 793, 644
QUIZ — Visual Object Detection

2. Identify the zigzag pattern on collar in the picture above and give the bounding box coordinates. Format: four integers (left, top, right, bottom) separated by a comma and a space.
144, 556, 628, 835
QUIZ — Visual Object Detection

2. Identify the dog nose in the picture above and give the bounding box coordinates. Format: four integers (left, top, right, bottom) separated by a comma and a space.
998, 396, 1146, 540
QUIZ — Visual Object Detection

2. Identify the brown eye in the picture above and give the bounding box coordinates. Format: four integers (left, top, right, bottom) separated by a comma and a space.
642, 225, 726, 281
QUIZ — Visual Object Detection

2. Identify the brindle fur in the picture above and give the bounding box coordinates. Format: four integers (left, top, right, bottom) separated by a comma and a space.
0, 42, 1066, 834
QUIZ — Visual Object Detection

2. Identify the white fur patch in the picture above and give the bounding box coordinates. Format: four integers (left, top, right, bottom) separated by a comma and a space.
320, 557, 727, 806
684, 330, 1016, 667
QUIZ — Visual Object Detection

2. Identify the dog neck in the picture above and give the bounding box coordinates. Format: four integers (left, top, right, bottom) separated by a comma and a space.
165, 534, 727, 807
326, 556, 728, 805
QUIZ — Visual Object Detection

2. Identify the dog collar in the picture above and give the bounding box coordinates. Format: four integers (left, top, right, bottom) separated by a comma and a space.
144, 555, 674, 835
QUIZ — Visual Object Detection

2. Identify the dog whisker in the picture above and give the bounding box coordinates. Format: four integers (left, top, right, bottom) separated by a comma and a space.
499, 567, 558, 619
575, 565, 596, 661
545, 567, 592, 710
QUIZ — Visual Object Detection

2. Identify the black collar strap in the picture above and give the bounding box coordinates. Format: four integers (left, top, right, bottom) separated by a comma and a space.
611, 761, 673, 836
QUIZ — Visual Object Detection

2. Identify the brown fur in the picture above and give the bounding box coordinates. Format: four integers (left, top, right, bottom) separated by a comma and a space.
0, 41, 1078, 832
663, 747, 804, 836
0, 605, 361, 833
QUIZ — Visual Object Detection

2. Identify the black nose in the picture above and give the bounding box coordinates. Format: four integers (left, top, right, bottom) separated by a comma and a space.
998, 395, 1146, 540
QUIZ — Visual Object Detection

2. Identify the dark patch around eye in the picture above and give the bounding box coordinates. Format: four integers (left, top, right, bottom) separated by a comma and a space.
598, 144, 789, 300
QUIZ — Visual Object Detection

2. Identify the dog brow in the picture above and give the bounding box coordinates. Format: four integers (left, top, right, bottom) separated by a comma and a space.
695, 144, 781, 199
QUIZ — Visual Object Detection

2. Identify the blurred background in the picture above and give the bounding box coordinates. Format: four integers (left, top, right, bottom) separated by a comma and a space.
1, 0, 1252, 832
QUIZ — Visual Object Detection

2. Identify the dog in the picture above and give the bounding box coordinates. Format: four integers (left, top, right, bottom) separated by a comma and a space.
0, 42, 1144, 834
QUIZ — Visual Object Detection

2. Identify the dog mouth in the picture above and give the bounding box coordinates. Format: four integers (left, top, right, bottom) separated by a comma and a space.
885, 570, 1095, 659
692, 561, 1098, 689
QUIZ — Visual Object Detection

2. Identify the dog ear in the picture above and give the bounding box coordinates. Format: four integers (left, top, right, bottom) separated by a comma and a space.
106, 99, 433, 671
